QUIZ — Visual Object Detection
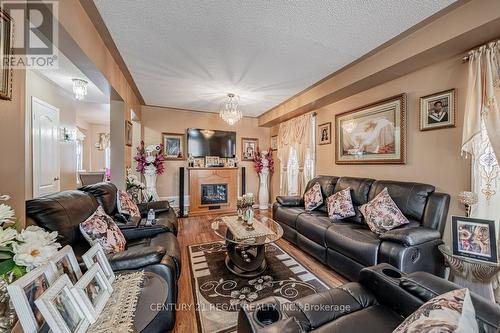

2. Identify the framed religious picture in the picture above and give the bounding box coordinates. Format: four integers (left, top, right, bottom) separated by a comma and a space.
420, 89, 456, 131
125, 121, 133, 146
270, 135, 278, 151
162, 132, 185, 160
318, 122, 331, 145
0, 9, 13, 100
49, 246, 83, 285
335, 94, 407, 164
241, 137, 258, 161
451, 216, 497, 264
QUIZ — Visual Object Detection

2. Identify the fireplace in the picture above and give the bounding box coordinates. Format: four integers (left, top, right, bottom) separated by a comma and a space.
201, 183, 228, 205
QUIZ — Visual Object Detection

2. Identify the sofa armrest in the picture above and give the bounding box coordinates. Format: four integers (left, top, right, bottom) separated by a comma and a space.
120, 225, 169, 240
138, 200, 171, 216
256, 318, 303, 333
108, 246, 166, 271
276, 196, 304, 207
379, 227, 441, 246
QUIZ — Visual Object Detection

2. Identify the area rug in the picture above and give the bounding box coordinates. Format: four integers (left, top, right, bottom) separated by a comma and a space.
188, 241, 330, 333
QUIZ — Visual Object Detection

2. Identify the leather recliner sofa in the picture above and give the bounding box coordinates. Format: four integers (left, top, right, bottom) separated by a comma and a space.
26, 185, 181, 331
237, 264, 500, 333
273, 176, 450, 280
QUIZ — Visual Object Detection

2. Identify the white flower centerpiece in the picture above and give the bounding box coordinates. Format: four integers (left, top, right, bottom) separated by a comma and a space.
126, 168, 146, 203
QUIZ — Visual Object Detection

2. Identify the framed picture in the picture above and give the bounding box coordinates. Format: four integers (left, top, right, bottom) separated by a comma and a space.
452, 216, 497, 264
335, 94, 406, 164
7, 264, 56, 333
225, 158, 235, 167
162, 132, 185, 160
270, 135, 278, 151
0, 9, 13, 100
420, 89, 456, 131
318, 122, 331, 145
82, 243, 115, 285
125, 120, 133, 147
71, 263, 113, 323
205, 156, 220, 167
241, 138, 258, 161
49, 245, 83, 285
193, 157, 205, 168
35, 275, 90, 333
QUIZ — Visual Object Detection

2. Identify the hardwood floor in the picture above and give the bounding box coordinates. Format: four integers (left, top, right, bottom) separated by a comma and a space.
172, 210, 347, 333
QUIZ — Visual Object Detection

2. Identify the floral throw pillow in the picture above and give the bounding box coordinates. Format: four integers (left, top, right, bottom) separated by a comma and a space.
359, 187, 409, 235
304, 182, 323, 211
393, 288, 478, 333
326, 188, 356, 220
117, 190, 141, 217
80, 206, 126, 253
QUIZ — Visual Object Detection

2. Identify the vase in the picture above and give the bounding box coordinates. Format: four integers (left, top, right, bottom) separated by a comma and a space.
258, 163, 270, 210
143, 164, 160, 202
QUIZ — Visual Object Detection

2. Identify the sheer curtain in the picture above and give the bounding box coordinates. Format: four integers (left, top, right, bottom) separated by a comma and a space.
277, 113, 315, 195
462, 40, 500, 302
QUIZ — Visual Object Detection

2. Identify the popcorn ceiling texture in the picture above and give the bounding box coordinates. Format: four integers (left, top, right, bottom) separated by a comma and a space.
94, 0, 455, 116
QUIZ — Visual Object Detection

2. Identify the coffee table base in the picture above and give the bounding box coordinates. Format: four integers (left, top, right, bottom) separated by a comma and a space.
225, 242, 267, 278
225, 256, 267, 278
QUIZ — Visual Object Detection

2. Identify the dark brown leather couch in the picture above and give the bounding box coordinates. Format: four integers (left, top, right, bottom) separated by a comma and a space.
273, 176, 450, 281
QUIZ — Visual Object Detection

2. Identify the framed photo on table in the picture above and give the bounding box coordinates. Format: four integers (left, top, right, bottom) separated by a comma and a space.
318, 122, 331, 145
335, 94, 406, 164
162, 132, 185, 160
452, 216, 497, 264
7, 264, 56, 333
82, 243, 115, 284
420, 89, 456, 131
241, 137, 258, 161
49, 245, 83, 285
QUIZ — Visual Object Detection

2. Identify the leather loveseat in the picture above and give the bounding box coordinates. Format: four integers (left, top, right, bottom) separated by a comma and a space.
273, 176, 450, 280
26, 185, 181, 331
237, 264, 500, 333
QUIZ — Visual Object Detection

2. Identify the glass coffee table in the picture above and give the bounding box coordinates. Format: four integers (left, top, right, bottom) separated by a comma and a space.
211, 213, 283, 277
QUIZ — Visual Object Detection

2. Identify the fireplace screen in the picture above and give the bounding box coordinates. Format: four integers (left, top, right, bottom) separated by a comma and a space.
201, 183, 228, 205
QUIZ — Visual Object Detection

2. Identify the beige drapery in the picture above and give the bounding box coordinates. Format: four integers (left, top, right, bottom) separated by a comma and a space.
277, 113, 314, 195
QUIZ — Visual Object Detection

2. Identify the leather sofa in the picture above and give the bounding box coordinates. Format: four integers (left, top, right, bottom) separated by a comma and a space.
26, 185, 181, 331
273, 176, 450, 281
237, 264, 500, 333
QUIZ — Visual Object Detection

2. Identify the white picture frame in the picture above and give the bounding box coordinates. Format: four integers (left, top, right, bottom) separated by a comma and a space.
82, 243, 115, 284
34, 275, 90, 333
205, 156, 220, 167
71, 263, 113, 323
6, 264, 57, 333
49, 245, 83, 285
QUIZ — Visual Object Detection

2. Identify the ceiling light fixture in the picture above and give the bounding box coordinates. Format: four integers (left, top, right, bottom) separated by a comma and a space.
72, 78, 88, 100
220, 93, 242, 125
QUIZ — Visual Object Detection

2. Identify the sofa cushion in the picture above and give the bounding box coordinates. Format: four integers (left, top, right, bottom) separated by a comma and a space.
79, 206, 126, 253
79, 182, 119, 216
326, 188, 355, 220
325, 223, 380, 267
304, 176, 339, 212
368, 180, 435, 222
360, 188, 409, 235
273, 206, 306, 229
117, 190, 141, 217
296, 215, 332, 245
334, 177, 375, 206
304, 182, 324, 211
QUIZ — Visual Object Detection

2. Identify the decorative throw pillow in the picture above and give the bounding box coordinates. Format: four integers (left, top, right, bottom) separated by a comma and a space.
117, 190, 141, 217
304, 182, 323, 211
393, 288, 478, 333
359, 187, 409, 235
326, 188, 356, 220
80, 206, 126, 253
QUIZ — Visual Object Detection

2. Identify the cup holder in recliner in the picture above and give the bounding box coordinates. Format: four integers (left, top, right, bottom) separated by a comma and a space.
382, 268, 402, 279
254, 304, 282, 326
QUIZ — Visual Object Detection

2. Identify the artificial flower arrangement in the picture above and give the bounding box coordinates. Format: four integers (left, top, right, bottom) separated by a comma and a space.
0, 195, 61, 282
134, 141, 165, 175
253, 147, 274, 174
126, 168, 145, 191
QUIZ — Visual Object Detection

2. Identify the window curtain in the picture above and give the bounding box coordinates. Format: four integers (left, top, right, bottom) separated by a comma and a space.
277, 113, 315, 195
461, 41, 500, 302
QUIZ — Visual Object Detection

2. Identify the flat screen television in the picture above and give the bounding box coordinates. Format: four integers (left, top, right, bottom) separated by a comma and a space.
187, 128, 236, 158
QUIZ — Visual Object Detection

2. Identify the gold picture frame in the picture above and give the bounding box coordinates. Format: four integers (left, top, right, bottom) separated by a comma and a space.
0, 9, 13, 100
125, 121, 133, 147
162, 132, 185, 160
318, 122, 331, 145
419, 89, 456, 131
241, 137, 258, 161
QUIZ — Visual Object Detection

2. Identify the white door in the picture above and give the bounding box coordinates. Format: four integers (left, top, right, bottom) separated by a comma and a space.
32, 97, 60, 197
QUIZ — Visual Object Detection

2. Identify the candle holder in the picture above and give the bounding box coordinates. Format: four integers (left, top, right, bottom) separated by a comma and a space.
458, 191, 478, 217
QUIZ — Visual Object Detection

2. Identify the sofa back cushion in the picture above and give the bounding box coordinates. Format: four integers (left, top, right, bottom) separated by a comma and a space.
334, 177, 375, 206
304, 176, 339, 212
79, 182, 119, 216
368, 180, 435, 223
26, 190, 98, 246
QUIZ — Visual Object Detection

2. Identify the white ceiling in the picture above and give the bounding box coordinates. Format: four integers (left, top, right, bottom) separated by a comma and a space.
94, 0, 456, 117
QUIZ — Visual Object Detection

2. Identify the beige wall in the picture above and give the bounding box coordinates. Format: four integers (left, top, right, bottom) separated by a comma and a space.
141, 106, 270, 206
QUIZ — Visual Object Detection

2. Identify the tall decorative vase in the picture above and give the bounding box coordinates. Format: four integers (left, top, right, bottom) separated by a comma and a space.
258, 154, 270, 210
143, 164, 160, 201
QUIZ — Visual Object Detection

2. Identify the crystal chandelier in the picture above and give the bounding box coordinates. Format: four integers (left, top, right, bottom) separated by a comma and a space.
220, 93, 242, 125
72, 78, 88, 100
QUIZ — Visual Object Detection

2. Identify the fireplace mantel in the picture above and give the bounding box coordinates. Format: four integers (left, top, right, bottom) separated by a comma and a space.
188, 168, 238, 216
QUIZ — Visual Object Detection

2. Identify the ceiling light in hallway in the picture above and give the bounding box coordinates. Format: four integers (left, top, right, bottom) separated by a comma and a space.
220, 93, 242, 125
72, 78, 88, 100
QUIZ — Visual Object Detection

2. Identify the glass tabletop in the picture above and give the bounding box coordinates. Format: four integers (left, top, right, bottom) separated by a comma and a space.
211, 213, 283, 245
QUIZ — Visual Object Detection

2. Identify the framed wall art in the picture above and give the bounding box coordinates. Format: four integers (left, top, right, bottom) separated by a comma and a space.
335, 94, 407, 164
241, 137, 258, 161
318, 122, 331, 145
125, 121, 133, 146
162, 132, 185, 160
49, 245, 83, 285
0, 9, 13, 100
420, 89, 456, 131
270, 135, 278, 151
451, 216, 497, 264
